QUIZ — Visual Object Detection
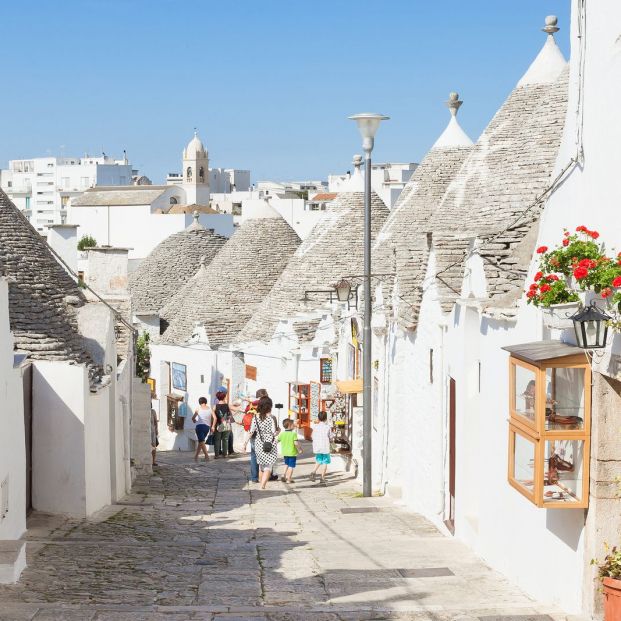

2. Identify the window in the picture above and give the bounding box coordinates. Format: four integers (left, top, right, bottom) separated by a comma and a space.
61, 196, 69, 207
199, 167, 205, 182
170, 196, 178, 205
25, 197, 30, 209
7, 181, 11, 188
186, 166, 193, 182
232, 203, 242, 216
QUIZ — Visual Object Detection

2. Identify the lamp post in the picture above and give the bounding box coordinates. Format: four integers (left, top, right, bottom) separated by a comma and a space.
348, 112, 389, 497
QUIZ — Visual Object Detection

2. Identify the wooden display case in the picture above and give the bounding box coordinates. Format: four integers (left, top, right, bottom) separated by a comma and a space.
503, 341, 591, 509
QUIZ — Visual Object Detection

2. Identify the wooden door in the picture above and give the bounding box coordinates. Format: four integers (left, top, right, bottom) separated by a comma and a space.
445, 377, 456, 534
22, 364, 33, 514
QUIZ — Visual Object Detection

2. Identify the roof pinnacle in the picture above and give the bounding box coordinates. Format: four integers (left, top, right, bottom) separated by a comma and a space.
446, 92, 463, 118
542, 15, 559, 36
353, 154, 363, 170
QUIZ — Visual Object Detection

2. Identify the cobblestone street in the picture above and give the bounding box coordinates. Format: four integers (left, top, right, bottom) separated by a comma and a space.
0, 450, 568, 621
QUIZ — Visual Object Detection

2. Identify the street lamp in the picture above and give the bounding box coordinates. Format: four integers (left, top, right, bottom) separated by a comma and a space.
348, 112, 389, 497
334, 278, 352, 303
571, 302, 610, 349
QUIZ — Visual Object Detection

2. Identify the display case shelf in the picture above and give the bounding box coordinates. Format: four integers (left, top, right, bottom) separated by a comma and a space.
503, 341, 591, 509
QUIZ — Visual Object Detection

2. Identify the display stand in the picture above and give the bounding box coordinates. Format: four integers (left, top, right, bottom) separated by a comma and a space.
503, 341, 591, 509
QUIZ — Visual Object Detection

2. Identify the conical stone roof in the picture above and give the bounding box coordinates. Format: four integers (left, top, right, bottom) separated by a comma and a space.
374, 94, 474, 330
161, 215, 301, 348
237, 190, 390, 344
0, 190, 91, 363
129, 217, 227, 316
428, 21, 568, 313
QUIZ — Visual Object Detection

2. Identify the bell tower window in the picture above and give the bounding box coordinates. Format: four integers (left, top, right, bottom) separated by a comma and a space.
199, 167, 205, 183
186, 167, 193, 182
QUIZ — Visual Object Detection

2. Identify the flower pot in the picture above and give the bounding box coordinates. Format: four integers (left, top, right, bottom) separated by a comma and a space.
541, 302, 580, 330
603, 577, 621, 621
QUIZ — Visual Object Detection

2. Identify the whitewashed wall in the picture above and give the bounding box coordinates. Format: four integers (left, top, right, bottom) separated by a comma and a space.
0, 278, 26, 542
31, 361, 112, 517
69, 205, 234, 261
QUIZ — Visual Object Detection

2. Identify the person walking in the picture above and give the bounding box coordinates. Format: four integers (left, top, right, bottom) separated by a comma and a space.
192, 397, 211, 463
242, 389, 267, 482
278, 418, 302, 483
246, 396, 278, 489
150, 408, 159, 467
309, 411, 332, 483
212, 390, 231, 458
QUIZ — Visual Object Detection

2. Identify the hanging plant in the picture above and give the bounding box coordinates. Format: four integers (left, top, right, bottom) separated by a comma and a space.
527, 227, 621, 313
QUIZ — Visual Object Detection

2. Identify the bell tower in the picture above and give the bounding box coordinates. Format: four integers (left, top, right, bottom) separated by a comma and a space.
182, 130, 210, 205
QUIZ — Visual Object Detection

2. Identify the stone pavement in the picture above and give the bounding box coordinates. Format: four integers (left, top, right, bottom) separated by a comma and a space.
0, 449, 569, 621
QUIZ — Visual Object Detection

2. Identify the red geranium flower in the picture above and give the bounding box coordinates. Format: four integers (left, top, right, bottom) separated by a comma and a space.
612, 276, 621, 288
526, 290, 537, 299
576, 226, 587, 232
529, 283, 539, 290
602, 288, 612, 298
537, 246, 548, 254
562, 238, 569, 246
534, 271, 543, 281
563, 231, 570, 237
590, 231, 600, 239
547, 274, 559, 281
540, 284, 551, 293
574, 266, 589, 280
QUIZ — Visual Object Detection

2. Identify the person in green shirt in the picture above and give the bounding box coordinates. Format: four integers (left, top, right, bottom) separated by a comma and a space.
278, 418, 303, 483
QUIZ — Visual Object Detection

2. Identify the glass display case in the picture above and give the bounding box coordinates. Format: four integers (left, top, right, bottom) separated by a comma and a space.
504, 341, 591, 509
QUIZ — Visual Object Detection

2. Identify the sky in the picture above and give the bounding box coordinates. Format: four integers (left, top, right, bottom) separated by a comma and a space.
0, 1, 571, 184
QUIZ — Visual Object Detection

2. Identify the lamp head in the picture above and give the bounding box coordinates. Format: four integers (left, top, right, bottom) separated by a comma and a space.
334, 278, 352, 303
571, 302, 611, 350
348, 113, 389, 152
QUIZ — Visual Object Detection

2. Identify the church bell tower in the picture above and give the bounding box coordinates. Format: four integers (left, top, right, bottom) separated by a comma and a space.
182, 131, 210, 205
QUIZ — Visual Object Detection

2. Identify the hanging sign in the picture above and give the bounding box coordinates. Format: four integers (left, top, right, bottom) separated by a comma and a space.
245, 365, 257, 381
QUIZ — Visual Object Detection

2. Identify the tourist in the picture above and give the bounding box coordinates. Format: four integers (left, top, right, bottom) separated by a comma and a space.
242, 389, 267, 482
229, 398, 245, 453
309, 411, 332, 483
150, 408, 159, 467
212, 390, 232, 458
246, 396, 278, 489
192, 397, 211, 462
278, 418, 302, 483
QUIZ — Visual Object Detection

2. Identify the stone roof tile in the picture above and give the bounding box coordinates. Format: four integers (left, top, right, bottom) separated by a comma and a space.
237, 191, 389, 344
128, 218, 228, 316
161, 216, 301, 348
0, 190, 93, 364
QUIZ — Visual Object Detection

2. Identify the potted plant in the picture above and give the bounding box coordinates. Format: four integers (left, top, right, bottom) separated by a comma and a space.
526, 272, 580, 329
527, 226, 621, 331
592, 545, 621, 620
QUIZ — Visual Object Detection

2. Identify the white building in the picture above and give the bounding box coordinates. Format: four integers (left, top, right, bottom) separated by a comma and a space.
211, 183, 334, 240
166, 131, 251, 200
68, 134, 236, 266
0, 187, 152, 581
0, 154, 134, 233
328, 160, 417, 208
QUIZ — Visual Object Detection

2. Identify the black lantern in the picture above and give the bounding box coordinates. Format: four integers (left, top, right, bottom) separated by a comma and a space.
334, 279, 352, 303
571, 302, 611, 349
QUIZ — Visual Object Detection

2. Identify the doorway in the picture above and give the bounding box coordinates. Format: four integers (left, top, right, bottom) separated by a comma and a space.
445, 377, 456, 534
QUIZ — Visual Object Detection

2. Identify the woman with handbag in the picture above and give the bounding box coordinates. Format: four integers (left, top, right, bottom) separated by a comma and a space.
192, 397, 211, 463
212, 390, 232, 458
246, 396, 278, 489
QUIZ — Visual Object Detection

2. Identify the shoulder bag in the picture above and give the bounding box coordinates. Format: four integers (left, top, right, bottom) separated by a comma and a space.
254, 415, 274, 453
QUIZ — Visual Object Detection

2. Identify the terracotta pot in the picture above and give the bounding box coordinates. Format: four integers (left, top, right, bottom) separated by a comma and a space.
603, 576, 621, 621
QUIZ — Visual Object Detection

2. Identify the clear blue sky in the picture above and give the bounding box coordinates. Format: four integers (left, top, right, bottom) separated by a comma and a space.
1, 1, 570, 184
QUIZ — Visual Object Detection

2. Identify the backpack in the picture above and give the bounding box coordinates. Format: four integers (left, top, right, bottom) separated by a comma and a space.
242, 412, 254, 432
